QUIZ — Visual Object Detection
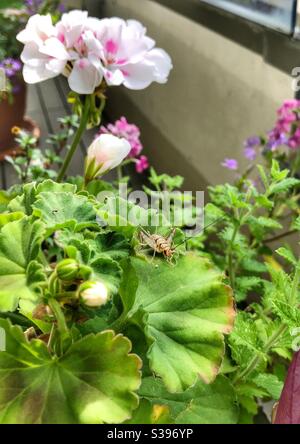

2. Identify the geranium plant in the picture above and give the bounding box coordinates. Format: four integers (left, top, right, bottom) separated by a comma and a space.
0, 8, 299, 425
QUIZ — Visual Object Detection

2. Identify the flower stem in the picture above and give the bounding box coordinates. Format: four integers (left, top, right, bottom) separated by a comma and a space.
57, 95, 91, 182
48, 298, 68, 336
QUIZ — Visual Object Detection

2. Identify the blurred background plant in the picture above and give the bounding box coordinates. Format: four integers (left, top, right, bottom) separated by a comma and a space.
6, 114, 79, 182
0, 0, 65, 102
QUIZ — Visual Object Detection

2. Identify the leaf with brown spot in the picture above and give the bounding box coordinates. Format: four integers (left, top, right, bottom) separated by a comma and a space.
0, 319, 141, 424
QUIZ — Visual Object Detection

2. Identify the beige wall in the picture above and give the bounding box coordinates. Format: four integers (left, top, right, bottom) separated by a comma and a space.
86, 0, 293, 189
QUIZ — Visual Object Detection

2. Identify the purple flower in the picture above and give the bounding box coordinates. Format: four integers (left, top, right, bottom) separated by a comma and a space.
243, 136, 260, 160
221, 158, 238, 170
24, 0, 43, 15
244, 136, 260, 148
0, 58, 22, 78
244, 147, 257, 161
58, 4, 66, 13
266, 130, 288, 151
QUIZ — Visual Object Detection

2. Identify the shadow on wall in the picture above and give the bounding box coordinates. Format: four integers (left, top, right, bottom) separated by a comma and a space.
84, 0, 293, 190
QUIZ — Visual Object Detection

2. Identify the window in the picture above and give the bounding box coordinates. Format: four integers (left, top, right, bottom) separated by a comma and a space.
202, 0, 297, 34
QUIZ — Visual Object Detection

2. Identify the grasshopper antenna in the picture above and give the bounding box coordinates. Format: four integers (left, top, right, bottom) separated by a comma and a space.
174, 216, 226, 249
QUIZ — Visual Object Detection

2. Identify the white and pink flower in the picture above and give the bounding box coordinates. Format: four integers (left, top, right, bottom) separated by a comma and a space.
85, 133, 131, 179
17, 10, 173, 94
99, 116, 149, 173
17, 14, 69, 84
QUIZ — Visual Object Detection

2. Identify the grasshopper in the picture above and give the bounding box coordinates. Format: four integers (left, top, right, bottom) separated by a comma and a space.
138, 216, 226, 264
139, 227, 177, 263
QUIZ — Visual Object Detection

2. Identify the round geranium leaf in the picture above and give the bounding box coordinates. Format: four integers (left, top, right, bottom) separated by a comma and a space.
0, 319, 142, 424
120, 254, 235, 392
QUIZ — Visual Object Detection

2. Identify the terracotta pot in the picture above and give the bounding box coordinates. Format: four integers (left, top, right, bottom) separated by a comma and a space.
0, 77, 26, 148
0, 77, 40, 160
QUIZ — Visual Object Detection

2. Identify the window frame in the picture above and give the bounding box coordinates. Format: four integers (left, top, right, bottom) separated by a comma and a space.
152, 0, 300, 75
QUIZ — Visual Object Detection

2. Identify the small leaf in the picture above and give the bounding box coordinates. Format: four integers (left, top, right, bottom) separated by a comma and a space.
33, 192, 97, 234
276, 247, 297, 266
90, 257, 122, 295
269, 178, 300, 195
253, 374, 283, 400
8, 183, 36, 215
255, 217, 282, 230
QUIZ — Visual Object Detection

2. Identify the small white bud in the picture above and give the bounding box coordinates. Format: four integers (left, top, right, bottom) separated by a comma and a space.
80, 281, 109, 308
85, 134, 131, 180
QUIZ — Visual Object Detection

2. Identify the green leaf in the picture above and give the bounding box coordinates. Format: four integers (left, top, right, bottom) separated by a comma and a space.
90, 232, 130, 261
8, 183, 36, 215
125, 399, 172, 424
255, 217, 282, 230
33, 192, 97, 234
257, 165, 268, 189
0, 319, 141, 424
90, 257, 122, 295
255, 195, 273, 210
276, 247, 297, 266
0, 212, 24, 228
270, 160, 289, 182
97, 196, 168, 237
229, 312, 266, 371
292, 216, 300, 231
0, 0, 23, 8
235, 276, 264, 302
269, 178, 300, 195
139, 376, 238, 424
240, 257, 267, 273
120, 254, 235, 392
61, 236, 124, 295
0, 218, 45, 312
252, 374, 283, 400
36, 180, 77, 195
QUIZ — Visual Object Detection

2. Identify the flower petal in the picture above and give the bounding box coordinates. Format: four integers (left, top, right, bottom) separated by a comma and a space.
39, 37, 69, 60
17, 14, 56, 45
68, 58, 102, 94
145, 48, 173, 83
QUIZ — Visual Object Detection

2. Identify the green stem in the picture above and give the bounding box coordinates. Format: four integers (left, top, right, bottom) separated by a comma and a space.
117, 165, 123, 182
264, 229, 298, 244
227, 221, 239, 290
233, 323, 287, 385
48, 298, 68, 336
110, 312, 129, 333
57, 95, 91, 182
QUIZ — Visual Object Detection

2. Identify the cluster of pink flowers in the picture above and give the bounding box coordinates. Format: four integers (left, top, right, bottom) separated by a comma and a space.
99, 117, 149, 173
267, 99, 300, 150
17, 10, 172, 95
222, 99, 300, 172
